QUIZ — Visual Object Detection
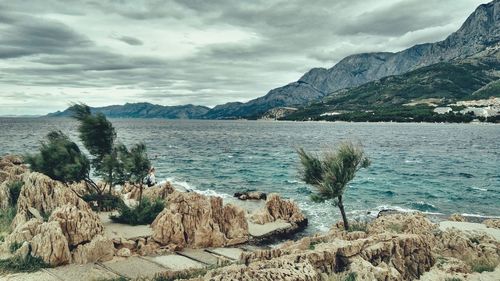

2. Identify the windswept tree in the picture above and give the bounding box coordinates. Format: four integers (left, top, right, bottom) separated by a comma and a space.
298, 141, 371, 230
70, 103, 118, 192
26, 131, 93, 185
121, 143, 151, 204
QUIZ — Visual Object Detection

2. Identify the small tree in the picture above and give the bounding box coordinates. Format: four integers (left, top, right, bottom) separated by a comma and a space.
298, 141, 370, 230
26, 131, 91, 184
70, 103, 118, 193
121, 143, 151, 204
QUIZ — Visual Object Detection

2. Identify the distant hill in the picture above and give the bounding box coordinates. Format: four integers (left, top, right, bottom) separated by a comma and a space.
284, 47, 500, 121
47, 103, 210, 119
204, 0, 500, 119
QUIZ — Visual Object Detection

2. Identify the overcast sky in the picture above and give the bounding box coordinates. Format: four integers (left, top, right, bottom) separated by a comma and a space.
0, 0, 488, 115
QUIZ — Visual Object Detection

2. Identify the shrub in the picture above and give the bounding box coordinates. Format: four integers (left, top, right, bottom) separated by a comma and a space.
7, 180, 23, 206
110, 198, 164, 225
348, 222, 368, 232
9, 241, 23, 253
468, 257, 498, 273
82, 193, 124, 212
344, 272, 357, 281
0, 255, 49, 274
0, 207, 16, 234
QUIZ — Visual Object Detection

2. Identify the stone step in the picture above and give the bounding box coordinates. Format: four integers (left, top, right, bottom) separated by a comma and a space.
99, 256, 168, 279
143, 254, 205, 271
176, 249, 221, 266
206, 247, 245, 261
46, 263, 120, 281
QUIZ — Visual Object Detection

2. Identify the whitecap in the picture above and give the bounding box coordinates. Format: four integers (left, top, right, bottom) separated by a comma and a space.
470, 186, 488, 192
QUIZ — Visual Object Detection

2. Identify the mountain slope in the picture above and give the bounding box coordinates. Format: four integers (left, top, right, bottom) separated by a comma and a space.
284, 47, 500, 120
205, 0, 500, 119
47, 103, 210, 119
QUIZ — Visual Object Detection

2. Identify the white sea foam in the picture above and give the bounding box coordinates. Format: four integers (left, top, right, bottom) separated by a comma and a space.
461, 213, 500, 219
470, 186, 488, 191
165, 177, 231, 198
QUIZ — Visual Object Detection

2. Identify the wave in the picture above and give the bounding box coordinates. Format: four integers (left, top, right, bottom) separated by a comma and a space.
286, 179, 301, 184
468, 186, 488, 192
460, 213, 500, 219
163, 177, 231, 198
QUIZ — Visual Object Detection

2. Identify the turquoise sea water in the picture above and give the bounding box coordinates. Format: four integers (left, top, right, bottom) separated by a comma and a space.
1, 118, 499, 233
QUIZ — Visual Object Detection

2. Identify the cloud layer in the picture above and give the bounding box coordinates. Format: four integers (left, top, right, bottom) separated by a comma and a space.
0, 0, 487, 115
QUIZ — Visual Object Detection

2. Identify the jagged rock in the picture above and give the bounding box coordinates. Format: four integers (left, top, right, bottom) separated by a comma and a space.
14, 172, 89, 229
71, 235, 114, 264
3, 218, 43, 251
202, 258, 322, 281
368, 213, 437, 240
152, 191, 248, 248
49, 204, 103, 246
234, 191, 267, 200
435, 229, 500, 263
449, 213, 466, 222
31, 221, 71, 266
13, 241, 30, 260
116, 248, 132, 257
0, 181, 10, 210
129, 182, 175, 201
483, 219, 500, 229
250, 193, 306, 225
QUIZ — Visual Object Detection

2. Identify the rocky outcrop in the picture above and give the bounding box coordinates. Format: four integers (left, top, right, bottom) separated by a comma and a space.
0, 155, 28, 209
0, 181, 10, 210
151, 191, 249, 249
250, 193, 306, 225
484, 219, 500, 229
30, 221, 71, 266
234, 191, 267, 201
71, 235, 114, 264
449, 213, 467, 222
13, 172, 88, 228
2, 218, 43, 251
49, 204, 104, 246
128, 182, 175, 201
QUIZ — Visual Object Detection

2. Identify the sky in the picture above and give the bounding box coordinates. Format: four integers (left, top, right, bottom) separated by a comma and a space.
0, 0, 488, 115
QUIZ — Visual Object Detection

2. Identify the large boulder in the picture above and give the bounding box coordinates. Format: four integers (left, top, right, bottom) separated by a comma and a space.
49, 204, 104, 246
71, 235, 114, 264
129, 182, 175, 201
2, 218, 43, 251
30, 221, 71, 266
152, 191, 248, 248
13, 172, 89, 229
250, 193, 307, 226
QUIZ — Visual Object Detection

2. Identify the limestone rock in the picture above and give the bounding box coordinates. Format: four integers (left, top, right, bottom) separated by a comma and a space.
3, 218, 43, 250
14, 172, 89, 229
0, 181, 10, 210
116, 247, 132, 257
449, 213, 466, 222
250, 193, 306, 226
367, 213, 437, 240
31, 221, 71, 266
483, 219, 500, 229
71, 235, 114, 264
152, 191, 249, 248
49, 204, 104, 246
234, 191, 267, 200
13, 241, 30, 260
128, 182, 175, 201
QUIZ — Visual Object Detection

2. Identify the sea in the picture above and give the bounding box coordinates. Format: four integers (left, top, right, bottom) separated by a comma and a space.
1, 118, 499, 234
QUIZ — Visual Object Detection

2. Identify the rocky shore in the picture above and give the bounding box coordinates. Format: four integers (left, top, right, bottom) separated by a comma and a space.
0, 154, 499, 280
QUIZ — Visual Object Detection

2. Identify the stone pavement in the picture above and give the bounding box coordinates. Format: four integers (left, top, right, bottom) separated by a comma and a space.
0, 247, 249, 281
439, 221, 500, 241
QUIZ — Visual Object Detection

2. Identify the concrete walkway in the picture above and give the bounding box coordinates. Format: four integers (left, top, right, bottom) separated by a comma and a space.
0, 247, 248, 281
99, 212, 152, 240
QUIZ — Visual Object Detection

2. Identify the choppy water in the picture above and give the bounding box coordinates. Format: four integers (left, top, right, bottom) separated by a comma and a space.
1, 118, 499, 233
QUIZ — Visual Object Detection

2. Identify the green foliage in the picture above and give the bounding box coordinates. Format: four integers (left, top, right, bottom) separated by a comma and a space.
344, 272, 357, 281
0, 255, 50, 274
468, 257, 498, 273
9, 241, 23, 253
348, 222, 368, 232
0, 207, 17, 234
26, 131, 91, 183
122, 143, 151, 185
110, 198, 164, 225
7, 180, 23, 206
298, 141, 370, 230
82, 193, 124, 212
298, 142, 370, 202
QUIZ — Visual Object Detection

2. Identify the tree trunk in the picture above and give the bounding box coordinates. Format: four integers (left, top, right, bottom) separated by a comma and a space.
138, 184, 144, 206
108, 171, 113, 194
337, 195, 349, 231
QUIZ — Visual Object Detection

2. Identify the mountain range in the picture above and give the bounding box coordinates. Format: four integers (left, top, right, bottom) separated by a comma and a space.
48, 1, 500, 120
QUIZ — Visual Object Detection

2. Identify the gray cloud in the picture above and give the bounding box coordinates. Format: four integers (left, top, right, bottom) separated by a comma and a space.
0, 0, 489, 115
114, 35, 144, 46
